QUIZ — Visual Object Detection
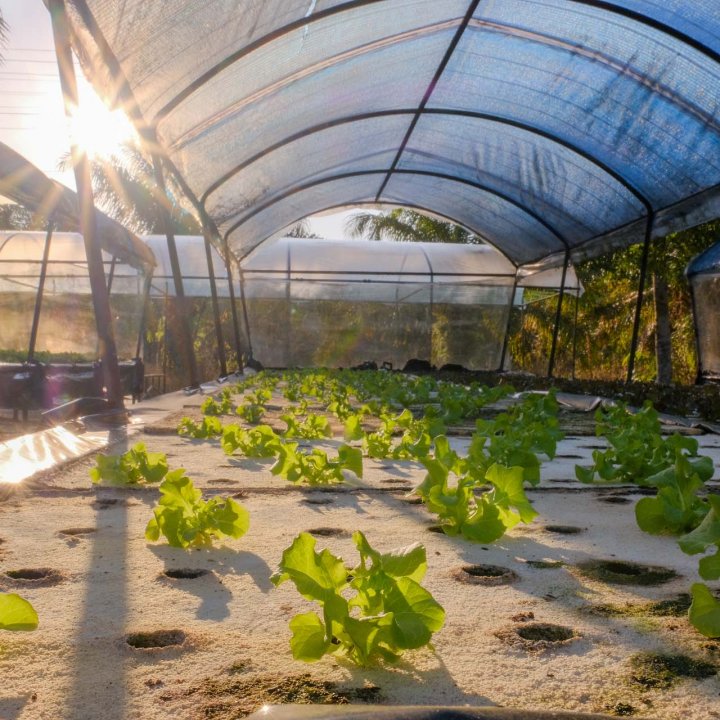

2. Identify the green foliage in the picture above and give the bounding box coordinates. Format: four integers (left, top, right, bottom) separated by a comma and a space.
177, 415, 224, 439
576, 403, 700, 485
90, 442, 169, 485
271, 443, 363, 485
0, 593, 38, 632
201, 390, 235, 416
145, 470, 250, 548
414, 443, 537, 542
271, 531, 445, 665
679, 495, 720, 580
282, 413, 332, 439
236, 389, 272, 424
221, 423, 283, 458
688, 583, 720, 639
635, 454, 714, 536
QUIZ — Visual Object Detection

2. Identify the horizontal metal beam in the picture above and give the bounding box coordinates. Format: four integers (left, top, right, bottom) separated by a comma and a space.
224, 168, 569, 250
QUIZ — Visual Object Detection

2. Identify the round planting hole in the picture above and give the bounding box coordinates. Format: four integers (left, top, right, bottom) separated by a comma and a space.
516, 623, 576, 643
59, 527, 96, 537
400, 496, 423, 505
163, 569, 210, 580
380, 478, 411, 485
307, 527, 351, 539
126, 629, 186, 650
427, 524, 445, 534
543, 525, 584, 535
4, 568, 64, 586
213, 478, 237, 485
599, 496, 631, 505
453, 564, 518, 586
302, 497, 333, 506
577, 559, 678, 586
94, 498, 122, 508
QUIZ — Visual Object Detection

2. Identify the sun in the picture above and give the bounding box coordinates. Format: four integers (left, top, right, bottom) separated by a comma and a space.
68, 81, 137, 160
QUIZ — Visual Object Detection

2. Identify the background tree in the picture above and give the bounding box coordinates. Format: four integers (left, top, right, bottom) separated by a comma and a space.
345, 208, 481, 244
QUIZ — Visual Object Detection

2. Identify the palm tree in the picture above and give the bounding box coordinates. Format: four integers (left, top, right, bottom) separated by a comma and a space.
345, 208, 481, 244
58, 141, 200, 234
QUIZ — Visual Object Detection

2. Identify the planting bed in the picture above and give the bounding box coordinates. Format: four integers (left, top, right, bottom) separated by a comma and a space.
1, 373, 720, 720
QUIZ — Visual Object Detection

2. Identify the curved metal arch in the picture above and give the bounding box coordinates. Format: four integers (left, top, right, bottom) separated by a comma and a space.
223, 168, 570, 252
235, 199, 513, 266
152, 0, 720, 125
201, 107, 651, 213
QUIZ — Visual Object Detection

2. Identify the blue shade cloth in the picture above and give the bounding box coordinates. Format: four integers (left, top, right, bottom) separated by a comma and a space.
64, 0, 720, 268
687, 240, 720, 278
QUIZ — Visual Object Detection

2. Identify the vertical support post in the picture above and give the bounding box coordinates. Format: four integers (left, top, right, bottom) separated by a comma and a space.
203, 232, 227, 377
135, 270, 153, 359
49, 0, 124, 408
571, 289, 580, 380
285, 242, 292, 368
498, 275, 518, 372
547, 250, 570, 378
220, 237, 244, 372
151, 155, 200, 388
688, 280, 704, 385
238, 265, 254, 359
106, 255, 117, 294
28, 220, 54, 362
627, 212, 655, 383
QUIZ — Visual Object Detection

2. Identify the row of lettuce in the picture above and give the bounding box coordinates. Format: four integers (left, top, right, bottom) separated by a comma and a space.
2, 369, 718, 660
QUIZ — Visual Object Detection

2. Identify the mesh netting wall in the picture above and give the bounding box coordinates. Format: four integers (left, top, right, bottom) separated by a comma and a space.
244, 281, 511, 370
691, 275, 720, 380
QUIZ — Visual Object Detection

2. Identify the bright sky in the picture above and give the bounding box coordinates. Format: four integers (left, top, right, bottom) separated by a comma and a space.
0, 0, 357, 239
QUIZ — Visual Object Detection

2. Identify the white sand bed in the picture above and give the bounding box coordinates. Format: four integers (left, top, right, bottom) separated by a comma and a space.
1, 392, 719, 720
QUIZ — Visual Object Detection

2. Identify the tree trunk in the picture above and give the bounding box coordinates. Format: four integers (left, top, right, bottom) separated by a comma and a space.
654, 273, 673, 384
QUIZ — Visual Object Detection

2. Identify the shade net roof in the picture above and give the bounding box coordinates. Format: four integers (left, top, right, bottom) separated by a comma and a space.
687, 240, 720, 278
61, 0, 720, 268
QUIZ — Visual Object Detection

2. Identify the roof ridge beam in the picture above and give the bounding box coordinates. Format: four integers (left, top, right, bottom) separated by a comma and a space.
374, 0, 482, 203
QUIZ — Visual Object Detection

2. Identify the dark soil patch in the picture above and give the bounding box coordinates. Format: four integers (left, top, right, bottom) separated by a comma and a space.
427, 524, 445, 534
307, 527, 351, 539
380, 478, 412, 485
516, 623, 576, 642
126, 629, 187, 649
495, 622, 579, 652
177, 671, 381, 719
598, 496, 632, 505
213, 479, 237, 485
2, 567, 64, 587
59, 527, 96, 537
526, 560, 564, 569
399, 495, 423, 505
628, 653, 716, 689
576, 559, 678, 586
162, 569, 210, 580
301, 497, 333, 506
607, 702, 637, 716
543, 525, 585, 535
93, 498, 125, 509
452, 564, 518, 586
592, 594, 692, 618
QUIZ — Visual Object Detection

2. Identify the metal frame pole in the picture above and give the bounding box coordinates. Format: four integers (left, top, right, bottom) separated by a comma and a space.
203, 232, 227, 377
135, 270, 153, 360
627, 212, 655, 383
498, 275, 519, 372
688, 280, 704, 384
50, 0, 124, 408
28, 220, 54, 362
571, 289, 580, 380
238, 265, 254, 359
548, 250, 570, 378
151, 155, 200, 388
221, 239, 244, 372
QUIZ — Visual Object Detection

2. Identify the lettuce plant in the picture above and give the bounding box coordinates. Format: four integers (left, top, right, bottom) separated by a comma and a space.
90, 442, 169, 485
0, 593, 38, 632
177, 415, 224, 439
145, 470, 250, 549
221, 423, 283, 458
271, 443, 363, 485
271, 531, 445, 665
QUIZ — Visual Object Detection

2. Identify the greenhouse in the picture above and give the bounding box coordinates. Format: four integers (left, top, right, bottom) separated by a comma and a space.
2, 2, 720, 720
